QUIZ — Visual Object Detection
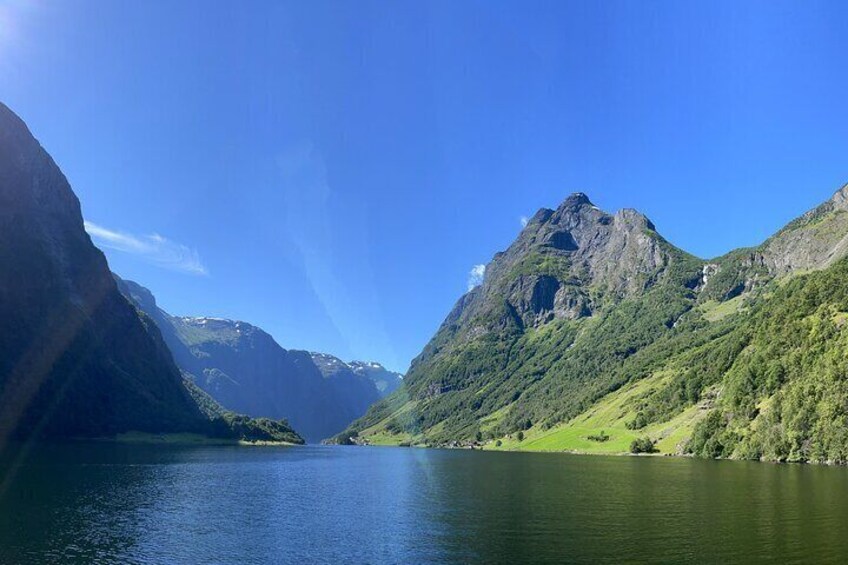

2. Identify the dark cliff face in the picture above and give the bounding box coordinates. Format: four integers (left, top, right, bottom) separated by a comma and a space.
0, 103, 208, 441
115, 277, 382, 443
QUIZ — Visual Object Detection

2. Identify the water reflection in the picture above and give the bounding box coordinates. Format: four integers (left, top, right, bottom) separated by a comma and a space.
2, 445, 848, 563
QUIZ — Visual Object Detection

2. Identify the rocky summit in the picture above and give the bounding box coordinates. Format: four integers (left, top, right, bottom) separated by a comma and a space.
341, 184, 848, 464
449, 192, 698, 335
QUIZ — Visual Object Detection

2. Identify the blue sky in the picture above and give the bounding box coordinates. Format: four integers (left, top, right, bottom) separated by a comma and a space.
2, 1, 848, 372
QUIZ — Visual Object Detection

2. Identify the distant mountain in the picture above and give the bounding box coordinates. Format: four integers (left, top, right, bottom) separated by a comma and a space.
347, 361, 403, 397
310, 353, 401, 403
115, 278, 383, 442
0, 101, 301, 445
342, 186, 848, 464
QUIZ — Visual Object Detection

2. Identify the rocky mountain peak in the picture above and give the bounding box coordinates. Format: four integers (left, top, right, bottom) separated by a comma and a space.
614, 208, 656, 231
347, 360, 404, 397
441, 194, 693, 340
551, 192, 601, 223
561, 191, 593, 207
525, 208, 555, 229
830, 183, 848, 209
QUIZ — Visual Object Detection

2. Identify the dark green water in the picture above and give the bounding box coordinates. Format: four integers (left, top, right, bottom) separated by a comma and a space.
1, 444, 848, 564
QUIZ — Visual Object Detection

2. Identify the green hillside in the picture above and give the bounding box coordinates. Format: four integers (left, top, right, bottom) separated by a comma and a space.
339, 186, 848, 464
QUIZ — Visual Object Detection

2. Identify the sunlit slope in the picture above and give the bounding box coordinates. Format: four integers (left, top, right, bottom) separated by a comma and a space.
342, 193, 711, 447
486, 370, 708, 455
342, 185, 848, 463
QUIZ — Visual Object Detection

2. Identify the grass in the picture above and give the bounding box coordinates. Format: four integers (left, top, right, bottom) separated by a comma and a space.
364, 431, 416, 446
479, 406, 509, 434
484, 370, 707, 455
359, 368, 708, 456
699, 296, 744, 322
355, 399, 421, 443
111, 432, 298, 446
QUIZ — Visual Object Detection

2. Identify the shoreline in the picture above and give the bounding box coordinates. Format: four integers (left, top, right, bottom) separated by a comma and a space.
97, 432, 301, 447
348, 441, 848, 466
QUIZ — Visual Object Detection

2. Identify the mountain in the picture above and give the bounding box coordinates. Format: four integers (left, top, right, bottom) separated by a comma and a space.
341, 186, 848, 464
701, 185, 848, 301
0, 102, 301, 445
309, 353, 385, 416
341, 192, 703, 443
347, 361, 403, 397
115, 278, 382, 442
311, 354, 403, 399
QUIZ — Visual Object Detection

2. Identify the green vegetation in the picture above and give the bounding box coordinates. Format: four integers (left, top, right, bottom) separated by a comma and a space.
509, 251, 573, 280
113, 431, 299, 446
630, 437, 657, 454
344, 260, 706, 446
184, 379, 305, 444
686, 259, 848, 463
348, 251, 848, 462
340, 188, 848, 466
587, 431, 610, 443
699, 296, 745, 322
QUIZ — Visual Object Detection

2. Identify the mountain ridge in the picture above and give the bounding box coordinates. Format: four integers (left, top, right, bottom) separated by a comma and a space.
340, 183, 848, 463
115, 276, 390, 442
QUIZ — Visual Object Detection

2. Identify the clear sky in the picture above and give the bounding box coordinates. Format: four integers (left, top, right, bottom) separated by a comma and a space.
2, 1, 848, 372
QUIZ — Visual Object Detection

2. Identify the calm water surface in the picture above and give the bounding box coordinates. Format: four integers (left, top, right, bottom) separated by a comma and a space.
1, 444, 848, 564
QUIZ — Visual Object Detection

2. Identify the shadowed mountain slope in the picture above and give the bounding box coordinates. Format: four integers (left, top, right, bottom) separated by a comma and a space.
116, 278, 383, 442
0, 102, 302, 445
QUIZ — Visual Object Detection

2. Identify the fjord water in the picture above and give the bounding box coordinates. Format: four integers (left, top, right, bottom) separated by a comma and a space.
2, 445, 848, 564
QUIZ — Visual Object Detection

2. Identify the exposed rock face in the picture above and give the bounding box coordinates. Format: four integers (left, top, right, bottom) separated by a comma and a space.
441, 193, 693, 339
116, 277, 382, 442
0, 102, 208, 441
702, 184, 848, 300
761, 185, 848, 272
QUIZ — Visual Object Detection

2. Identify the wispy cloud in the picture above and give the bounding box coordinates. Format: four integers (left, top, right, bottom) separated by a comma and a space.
84, 221, 208, 276
520, 216, 529, 228
467, 264, 486, 291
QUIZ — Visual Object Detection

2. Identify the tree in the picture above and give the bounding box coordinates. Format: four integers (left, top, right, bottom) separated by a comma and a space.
517, 431, 525, 442
630, 437, 656, 454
